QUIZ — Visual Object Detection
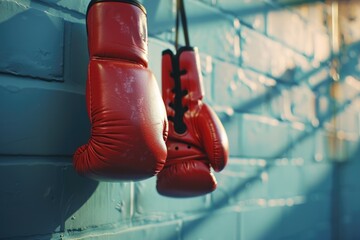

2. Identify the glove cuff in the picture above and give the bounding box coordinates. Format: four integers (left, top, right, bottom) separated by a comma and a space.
87, 0, 146, 15
87, 0, 148, 66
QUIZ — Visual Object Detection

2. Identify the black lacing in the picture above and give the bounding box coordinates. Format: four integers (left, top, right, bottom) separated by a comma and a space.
167, 0, 190, 134
168, 56, 188, 134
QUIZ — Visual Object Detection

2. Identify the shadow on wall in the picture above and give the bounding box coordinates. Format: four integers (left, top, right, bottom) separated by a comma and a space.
0, 0, 90, 155
0, 1, 99, 239
161, 60, 360, 239
0, 164, 99, 239
168, 100, 359, 240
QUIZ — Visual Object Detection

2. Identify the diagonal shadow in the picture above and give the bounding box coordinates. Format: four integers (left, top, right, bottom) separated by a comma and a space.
164, 88, 360, 240
210, 53, 333, 122
146, 0, 324, 36
158, 37, 360, 240
173, 38, 360, 238
163, 39, 360, 239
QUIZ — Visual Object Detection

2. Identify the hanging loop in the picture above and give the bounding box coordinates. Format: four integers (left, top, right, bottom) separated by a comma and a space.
175, 0, 190, 50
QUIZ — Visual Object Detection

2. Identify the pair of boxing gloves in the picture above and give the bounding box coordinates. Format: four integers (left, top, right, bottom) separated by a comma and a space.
73, 0, 229, 197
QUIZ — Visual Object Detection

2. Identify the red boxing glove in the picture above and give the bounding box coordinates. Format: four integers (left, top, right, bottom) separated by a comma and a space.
157, 47, 229, 197
73, 0, 168, 181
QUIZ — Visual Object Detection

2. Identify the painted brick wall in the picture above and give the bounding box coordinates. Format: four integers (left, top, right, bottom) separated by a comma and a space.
1, 0, 360, 239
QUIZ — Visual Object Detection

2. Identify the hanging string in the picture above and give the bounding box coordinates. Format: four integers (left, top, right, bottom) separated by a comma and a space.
175, 0, 180, 50
175, 0, 190, 50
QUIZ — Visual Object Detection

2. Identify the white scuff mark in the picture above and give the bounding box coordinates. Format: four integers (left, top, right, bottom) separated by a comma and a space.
136, 97, 145, 121
123, 76, 135, 93
130, 105, 137, 120
114, 15, 130, 33
115, 68, 123, 81
115, 82, 120, 96
122, 95, 137, 121
137, 97, 144, 107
